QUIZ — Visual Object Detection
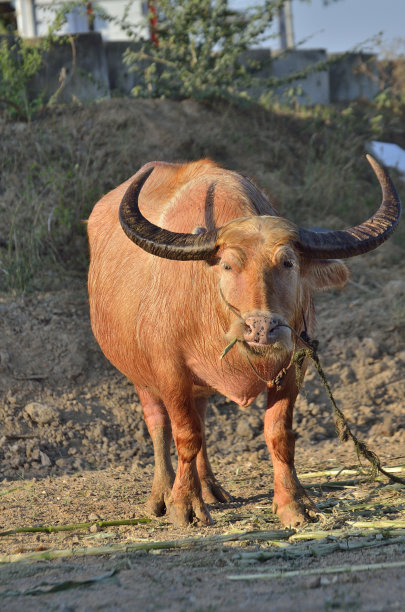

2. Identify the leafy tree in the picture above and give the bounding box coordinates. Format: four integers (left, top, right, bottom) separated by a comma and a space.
124, 0, 286, 101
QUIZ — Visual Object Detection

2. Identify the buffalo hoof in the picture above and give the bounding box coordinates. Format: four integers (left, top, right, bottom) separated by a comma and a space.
273, 494, 318, 529
166, 495, 213, 527
201, 477, 234, 504
145, 491, 169, 517
145, 480, 173, 517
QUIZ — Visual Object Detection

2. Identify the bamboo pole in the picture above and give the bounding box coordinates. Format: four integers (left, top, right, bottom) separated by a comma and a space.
237, 536, 405, 563
0, 528, 295, 564
299, 465, 405, 479
227, 560, 405, 581
0, 518, 152, 537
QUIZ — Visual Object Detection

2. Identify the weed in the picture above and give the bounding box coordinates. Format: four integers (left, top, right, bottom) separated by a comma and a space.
0, 126, 103, 291
0, 36, 49, 121
0, 2, 88, 121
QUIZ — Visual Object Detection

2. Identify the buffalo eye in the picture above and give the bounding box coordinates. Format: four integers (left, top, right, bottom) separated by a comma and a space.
283, 259, 294, 269
222, 262, 232, 271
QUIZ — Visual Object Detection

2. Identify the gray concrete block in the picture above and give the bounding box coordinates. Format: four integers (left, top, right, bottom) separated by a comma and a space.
0, 32, 382, 108
239, 48, 329, 105
104, 41, 147, 96
329, 53, 380, 102
29, 32, 110, 104
270, 49, 330, 105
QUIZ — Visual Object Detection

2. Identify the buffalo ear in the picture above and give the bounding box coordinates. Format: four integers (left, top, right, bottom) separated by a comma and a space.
301, 258, 349, 290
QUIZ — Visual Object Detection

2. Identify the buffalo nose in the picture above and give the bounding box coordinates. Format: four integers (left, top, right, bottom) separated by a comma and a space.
244, 316, 279, 344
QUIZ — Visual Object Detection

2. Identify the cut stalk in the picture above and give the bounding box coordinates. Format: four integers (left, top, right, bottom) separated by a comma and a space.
228, 560, 405, 581
299, 465, 405, 479
348, 519, 405, 529
237, 536, 405, 562
220, 337, 238, 360
0, 528, 294, 564
0, 518, 152, 537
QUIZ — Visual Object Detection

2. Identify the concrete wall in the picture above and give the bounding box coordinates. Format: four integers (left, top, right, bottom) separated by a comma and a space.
0, 32, 382, 107
271, 49, 329, 105
232, 48, 329, 105
104, 41, 146, 96
241, 49, 379, 105
329, 53, 380, 102
29, 32, 110, 104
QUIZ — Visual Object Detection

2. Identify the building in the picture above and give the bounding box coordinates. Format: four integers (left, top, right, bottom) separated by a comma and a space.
1, 0, 149, 40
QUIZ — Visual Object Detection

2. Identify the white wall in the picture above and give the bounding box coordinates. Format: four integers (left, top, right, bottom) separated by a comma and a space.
15, 0, 37, 37
15, 0, 149, 40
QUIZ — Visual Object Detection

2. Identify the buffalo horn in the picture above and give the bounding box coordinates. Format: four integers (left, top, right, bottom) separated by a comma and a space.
119, 167, 218, 260
296, 155, 402, 259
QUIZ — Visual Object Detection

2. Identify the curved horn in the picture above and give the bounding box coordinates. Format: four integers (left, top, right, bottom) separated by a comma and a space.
296, 155, 402, 259
119, 167, 219, 260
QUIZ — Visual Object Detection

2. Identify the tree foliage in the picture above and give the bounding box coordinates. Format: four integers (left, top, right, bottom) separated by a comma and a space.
124, 0, 286, 101
0, 36, 50, 120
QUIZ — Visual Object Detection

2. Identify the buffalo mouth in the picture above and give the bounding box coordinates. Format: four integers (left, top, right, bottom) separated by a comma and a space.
225, 312, 293, 356
244, 333, 290, 356
242, 315, 293, 354
244, 323, 283, 345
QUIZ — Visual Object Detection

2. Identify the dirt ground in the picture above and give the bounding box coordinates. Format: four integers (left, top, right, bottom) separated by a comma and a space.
0, 101, 405, 610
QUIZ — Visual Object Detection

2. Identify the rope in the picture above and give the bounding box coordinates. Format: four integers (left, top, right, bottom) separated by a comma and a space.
292, 333, 405, 486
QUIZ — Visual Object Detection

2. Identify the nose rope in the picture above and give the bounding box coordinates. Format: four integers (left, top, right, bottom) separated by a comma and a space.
245, 347, 296, 390
218, 284, 299, 389
287, 327, 405, 486
219, 286, 243, 320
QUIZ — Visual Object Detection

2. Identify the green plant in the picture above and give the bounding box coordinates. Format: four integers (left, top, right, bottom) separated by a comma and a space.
122, 1, 361, 109
0, 2, 88, 121
124, 0, 285, 101
377, 38, 405, 109
0, 36, 50, 121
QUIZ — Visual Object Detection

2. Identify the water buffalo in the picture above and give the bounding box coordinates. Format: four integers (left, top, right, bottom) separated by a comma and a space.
87, 155, 401, 528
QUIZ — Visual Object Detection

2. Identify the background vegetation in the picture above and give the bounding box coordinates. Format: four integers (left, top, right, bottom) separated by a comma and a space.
0, 0, 404, 292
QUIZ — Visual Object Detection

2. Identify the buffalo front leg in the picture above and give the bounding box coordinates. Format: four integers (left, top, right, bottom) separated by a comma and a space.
265, 371, 317, 528
164, 393, 213, 527
137, 388, 175, 517
195, 398, 233, 504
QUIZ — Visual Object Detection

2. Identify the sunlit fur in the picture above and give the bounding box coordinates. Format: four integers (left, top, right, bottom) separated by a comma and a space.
216, 217, 302, 361
88, 159, 350, 527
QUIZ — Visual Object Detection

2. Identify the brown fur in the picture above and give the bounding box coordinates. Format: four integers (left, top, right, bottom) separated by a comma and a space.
88, 160, 349, 528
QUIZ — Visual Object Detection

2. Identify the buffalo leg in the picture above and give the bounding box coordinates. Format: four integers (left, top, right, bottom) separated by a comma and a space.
164, 393, 213, 527
265, 371, 317, 528
195, 398, 233, 504
137, 388, 175, 516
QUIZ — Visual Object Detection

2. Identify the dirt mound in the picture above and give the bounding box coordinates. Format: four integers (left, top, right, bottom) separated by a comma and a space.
2, 97, 404, 293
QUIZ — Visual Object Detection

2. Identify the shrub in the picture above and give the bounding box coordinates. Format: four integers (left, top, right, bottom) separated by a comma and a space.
0, 35, 50, 121
124, 0, 285, 101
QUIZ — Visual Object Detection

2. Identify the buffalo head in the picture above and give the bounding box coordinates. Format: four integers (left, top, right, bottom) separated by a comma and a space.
212, 215, 348, 358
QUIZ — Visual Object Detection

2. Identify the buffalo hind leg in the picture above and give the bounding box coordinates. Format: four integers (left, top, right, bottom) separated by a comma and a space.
164, 393, 212, 527
195, 398, 233, 504
265, 370, 318, 528
137, 388, 175, 517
